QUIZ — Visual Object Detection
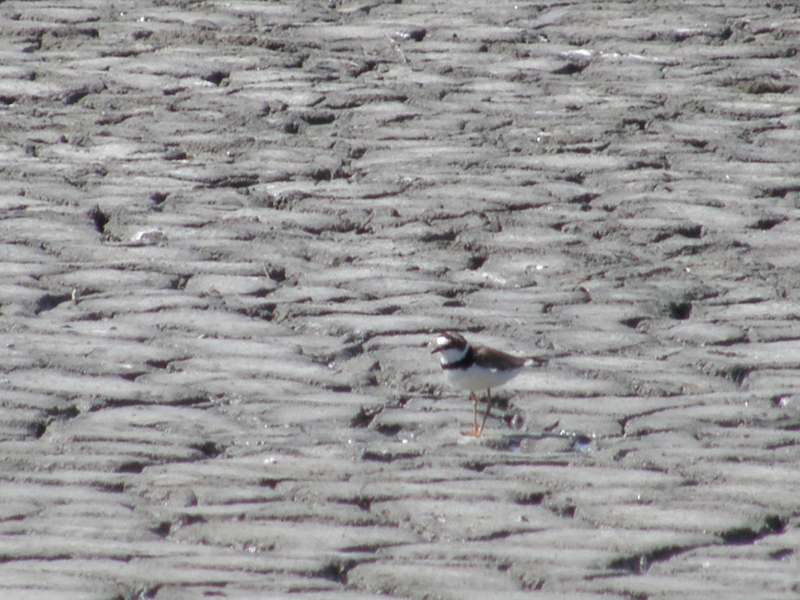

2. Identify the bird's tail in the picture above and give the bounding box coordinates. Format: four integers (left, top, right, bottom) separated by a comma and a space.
524, 356, 547, 367
524, 351, 568, 367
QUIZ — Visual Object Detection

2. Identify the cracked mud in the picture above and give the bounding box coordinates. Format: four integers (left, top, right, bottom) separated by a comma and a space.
1, 1, 800, 599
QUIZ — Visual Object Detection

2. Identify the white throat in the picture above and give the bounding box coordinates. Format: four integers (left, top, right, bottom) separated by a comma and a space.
438, 344, 470, 366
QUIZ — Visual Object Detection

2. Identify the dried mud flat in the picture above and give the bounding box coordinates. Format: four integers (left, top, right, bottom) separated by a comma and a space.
2, 1, 800, 598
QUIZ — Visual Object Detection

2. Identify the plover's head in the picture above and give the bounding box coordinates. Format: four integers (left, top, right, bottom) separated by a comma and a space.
431, 332, 467, 353
431, 332, 469, 363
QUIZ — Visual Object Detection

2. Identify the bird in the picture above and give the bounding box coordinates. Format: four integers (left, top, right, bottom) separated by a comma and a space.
432, 332, 543, 437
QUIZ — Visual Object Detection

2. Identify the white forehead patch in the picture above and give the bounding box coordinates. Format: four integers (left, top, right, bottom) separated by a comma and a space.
437, 336, 450, 346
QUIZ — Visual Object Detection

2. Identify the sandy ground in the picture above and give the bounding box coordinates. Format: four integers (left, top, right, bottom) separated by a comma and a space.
1, 1, 800, 598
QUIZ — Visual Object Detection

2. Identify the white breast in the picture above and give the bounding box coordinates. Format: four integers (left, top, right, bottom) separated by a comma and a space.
443, 362, 521, 392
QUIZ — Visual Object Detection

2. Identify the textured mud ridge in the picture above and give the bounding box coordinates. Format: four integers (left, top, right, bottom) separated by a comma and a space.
1, 1, 800, 599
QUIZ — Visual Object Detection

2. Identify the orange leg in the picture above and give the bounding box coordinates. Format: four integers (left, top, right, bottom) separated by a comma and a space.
461, 391, 481, 437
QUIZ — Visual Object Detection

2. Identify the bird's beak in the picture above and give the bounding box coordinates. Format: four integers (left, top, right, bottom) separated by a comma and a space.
431, 346, 442, 354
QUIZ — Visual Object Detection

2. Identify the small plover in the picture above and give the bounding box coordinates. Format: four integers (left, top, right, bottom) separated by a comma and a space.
432, 332, 542, 437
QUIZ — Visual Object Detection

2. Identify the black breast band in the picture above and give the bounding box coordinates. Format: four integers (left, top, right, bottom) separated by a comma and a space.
441, 346, 473, 370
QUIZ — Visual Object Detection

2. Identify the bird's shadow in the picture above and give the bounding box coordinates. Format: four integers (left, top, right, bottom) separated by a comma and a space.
480, 429, 594, 453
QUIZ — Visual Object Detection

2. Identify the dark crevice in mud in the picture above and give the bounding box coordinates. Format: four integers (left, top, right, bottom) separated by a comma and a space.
308, 166, 351, 182
419, 227, 458, 243
466, 456, 570, 473
609, 544, 690, 574
250, 287, 276, 300
150, 522, 172, 538
144, 358, 174, 370
29, 420, 48, 439
675, 224, 703, 239
708, 334, 749, 347
443, 299, 465, 308
33, 292, 72, 315
474, 200, 550, 214
714, 418, 751, 429
337, 495, 374, 512
547, 502, 576, 518
116, 461, 146, 474
765, 437, 800, 450
0, 553, 73, 563
769, 548, 794, 560
612, 448, 632, 462
720, 515, 785, 545
202, 70, 230, 86
723, 364, 753, 387
204, 174, 259, 189
514, 491, 546, 506
570, 433, 593, 452
361, 449, 422, 463
616, 406, 674, 438
394, 27, 426, 42
132, 584, 162, 599
75, 311, 106, 322
628, 157, 669, 170
520, 576, 546, 591
749, 217, 786, 230
568, 192, 601, 211
653, 231, 675, 244
620, 316, 648, 329
163, 148, 187, 161
298, 110, 336, 125
88, 204, 110, 234
374, 423, 403, 437
175, 514, 206, 527
63, 84, 102, 106
462, 460, 490, 473
559, 171, 584, 184
87, 395, 210, 412
316, 557, 359, 584
683, 137, 709, 149
323, 382, 354, 393
667, 301, 692, 320
467, 254, 488, 270
281, 118, 300, 134
150, 192, 169, 211
340, 543, 385, 554
2, 514, 29, 523
619, 117, 647, 132
45, 404, 80, 420
20, 30, 44, 54
97, 112, 136, 126
258, 478, 285, 489
757, 184, 800, 199
552, 62, 587, 76
264, 264, 286, 283
476, 528, 544, 542
742, 80, 793, 95
118, 370, 148, 382
95, 481, 125, 494
557, 142, 610, 155
232, 303, 276, 322
192, 441, 224, 459
173, 395, 213, 407
775, 417, 800, 432
350, 405, 384, 428
170, 275, 191, 290
662, 242, 712, 260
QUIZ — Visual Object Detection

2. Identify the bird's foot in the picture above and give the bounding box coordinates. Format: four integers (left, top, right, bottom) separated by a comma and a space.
460, 428, 483, 438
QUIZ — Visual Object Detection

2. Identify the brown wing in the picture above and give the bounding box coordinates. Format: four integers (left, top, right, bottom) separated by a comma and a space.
471, 344, 530, 372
